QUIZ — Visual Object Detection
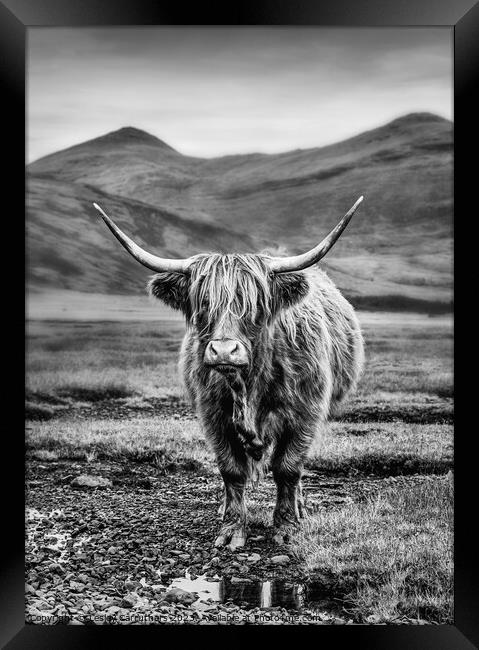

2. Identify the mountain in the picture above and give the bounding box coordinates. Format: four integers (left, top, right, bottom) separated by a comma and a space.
27, 113, 453, 309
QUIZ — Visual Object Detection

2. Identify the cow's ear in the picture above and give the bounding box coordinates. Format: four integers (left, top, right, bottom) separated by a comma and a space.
271, 272, 310, 313
148, 273, 191, 315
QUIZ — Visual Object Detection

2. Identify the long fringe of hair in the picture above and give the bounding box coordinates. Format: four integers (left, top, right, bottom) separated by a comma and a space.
188, 254, 274, 333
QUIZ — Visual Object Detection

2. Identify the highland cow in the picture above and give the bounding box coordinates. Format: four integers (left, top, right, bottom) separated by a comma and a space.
94, 197, 365, 549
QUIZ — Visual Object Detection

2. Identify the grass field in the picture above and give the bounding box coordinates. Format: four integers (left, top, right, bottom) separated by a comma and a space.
26, 311, 453, 417
25, 310, 453, 624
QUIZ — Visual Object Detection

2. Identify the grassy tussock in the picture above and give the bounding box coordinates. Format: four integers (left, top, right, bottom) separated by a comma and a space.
307, 422, 453, 475
291, 476, 453, 623
26, 417, 452, 477
25, 417, 211, 472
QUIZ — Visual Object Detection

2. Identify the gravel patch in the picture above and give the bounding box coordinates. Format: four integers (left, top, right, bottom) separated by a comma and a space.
25, 459, 434, 625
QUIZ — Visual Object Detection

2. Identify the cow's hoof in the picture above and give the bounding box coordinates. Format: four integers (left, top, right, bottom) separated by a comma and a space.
228, 529, 247, 551
272, 524, 296, 545
214, 525, 246, 551
214, 534, 228, 548
272, 531, 289, 546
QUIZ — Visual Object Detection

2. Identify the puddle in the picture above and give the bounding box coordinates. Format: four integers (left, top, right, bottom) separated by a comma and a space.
25, 508, 70, 563
170, 573, 335, 611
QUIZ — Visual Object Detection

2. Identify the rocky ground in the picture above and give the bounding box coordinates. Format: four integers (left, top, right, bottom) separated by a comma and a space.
25, 457, 426, 626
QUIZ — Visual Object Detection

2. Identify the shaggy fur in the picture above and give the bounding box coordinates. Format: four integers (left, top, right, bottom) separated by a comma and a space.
148, 253, 364, 548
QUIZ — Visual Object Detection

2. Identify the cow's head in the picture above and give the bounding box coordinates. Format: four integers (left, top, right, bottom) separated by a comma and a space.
94, 197, 363, 378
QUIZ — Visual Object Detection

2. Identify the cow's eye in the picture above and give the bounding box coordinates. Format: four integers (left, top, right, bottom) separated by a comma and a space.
253, 305, 265, 324
194, 309, 208, 328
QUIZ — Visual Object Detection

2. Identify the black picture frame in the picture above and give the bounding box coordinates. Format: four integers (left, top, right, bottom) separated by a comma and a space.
3, 0, 477, 647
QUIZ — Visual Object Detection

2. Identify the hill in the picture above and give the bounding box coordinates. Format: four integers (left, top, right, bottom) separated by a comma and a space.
27, 113, 453, 309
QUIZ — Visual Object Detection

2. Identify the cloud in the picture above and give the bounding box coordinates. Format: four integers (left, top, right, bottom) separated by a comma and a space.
27, 27, 452, 162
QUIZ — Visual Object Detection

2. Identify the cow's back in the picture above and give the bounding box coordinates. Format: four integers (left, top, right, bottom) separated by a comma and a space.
273, 267, 364, 417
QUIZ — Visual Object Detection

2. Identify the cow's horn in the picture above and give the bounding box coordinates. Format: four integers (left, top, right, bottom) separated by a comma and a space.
93, 203, 196, 273
268, 196, 364, 273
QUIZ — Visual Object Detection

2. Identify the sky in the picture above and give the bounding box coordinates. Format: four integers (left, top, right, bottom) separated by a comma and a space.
27, 27, 452, 163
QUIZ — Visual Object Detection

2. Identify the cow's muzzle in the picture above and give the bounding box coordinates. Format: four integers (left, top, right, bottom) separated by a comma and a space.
204, 339, 249, 371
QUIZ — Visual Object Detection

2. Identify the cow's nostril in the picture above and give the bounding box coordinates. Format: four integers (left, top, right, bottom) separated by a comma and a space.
206, 340, 247, 367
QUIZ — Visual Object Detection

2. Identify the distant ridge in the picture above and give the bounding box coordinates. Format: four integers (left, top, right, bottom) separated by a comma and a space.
30, 112, 451, 166
31, 126, 178, 167
92, 126, 178, 150
385, 112, 449, 125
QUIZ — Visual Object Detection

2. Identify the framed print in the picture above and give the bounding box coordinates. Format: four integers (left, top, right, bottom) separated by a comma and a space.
2, 0, 477, 647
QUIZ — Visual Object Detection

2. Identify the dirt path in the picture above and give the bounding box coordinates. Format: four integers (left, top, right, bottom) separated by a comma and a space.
25, 458, 434, 625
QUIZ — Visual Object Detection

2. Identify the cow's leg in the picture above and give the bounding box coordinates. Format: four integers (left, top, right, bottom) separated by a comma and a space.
272, 465, 302, 545
206, 417, 249, 551
217, 490, 226, 518
271, 428, 312, 545
214, 467, 248, 550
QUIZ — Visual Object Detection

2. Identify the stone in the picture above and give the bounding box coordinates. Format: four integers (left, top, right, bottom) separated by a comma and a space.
121, 593, 138, 608
76, 573, 90, 584
270, 555, 290, 565
247, 553, 261, 563
71, 475, 112, 489
192, 601, 216, 612
163, 587, 197, 606
36, 600, 54, 611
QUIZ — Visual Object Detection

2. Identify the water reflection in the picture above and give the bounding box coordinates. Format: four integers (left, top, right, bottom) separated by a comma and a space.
170, 574, 305, 609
